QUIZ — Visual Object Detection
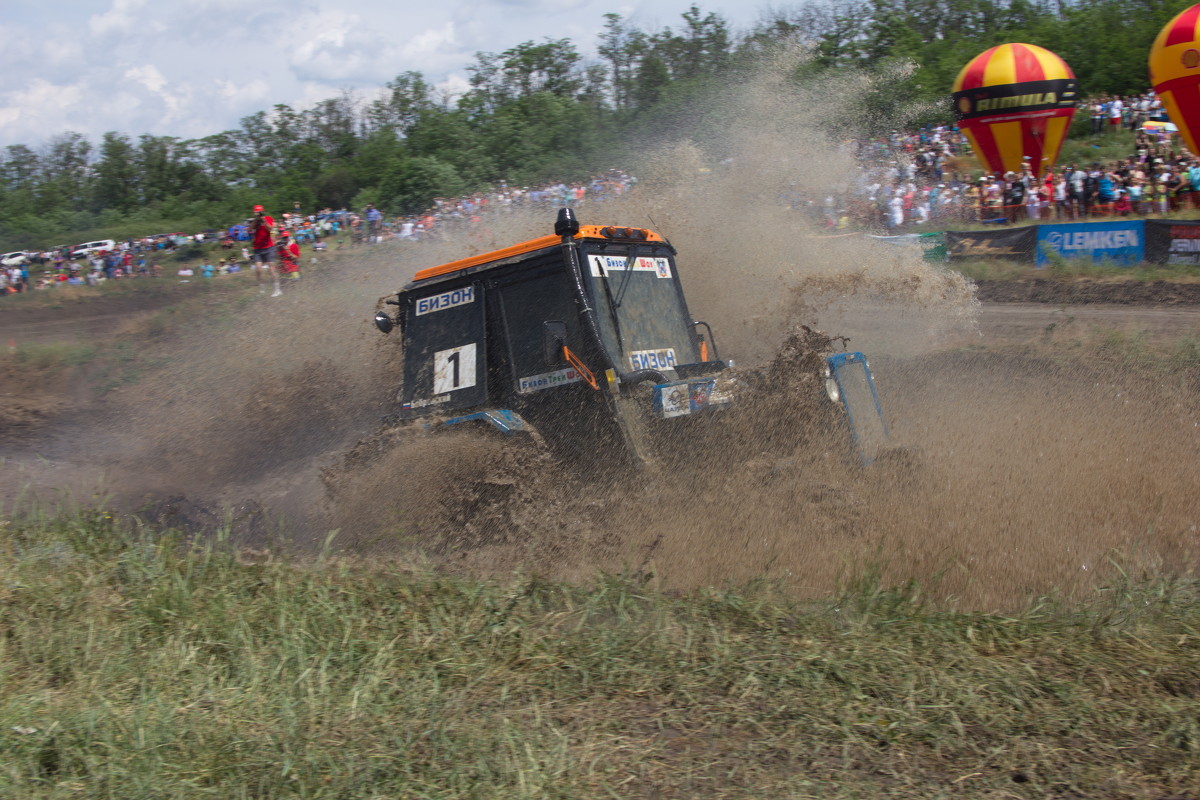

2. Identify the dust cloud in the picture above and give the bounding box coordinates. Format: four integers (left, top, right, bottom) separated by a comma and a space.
6, 47, 1198, 610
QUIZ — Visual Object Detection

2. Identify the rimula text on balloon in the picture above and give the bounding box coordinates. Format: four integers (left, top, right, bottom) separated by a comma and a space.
975, 93, 1059, 112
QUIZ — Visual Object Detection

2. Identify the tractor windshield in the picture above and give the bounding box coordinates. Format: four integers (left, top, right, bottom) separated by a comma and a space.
580, 244, 699, 375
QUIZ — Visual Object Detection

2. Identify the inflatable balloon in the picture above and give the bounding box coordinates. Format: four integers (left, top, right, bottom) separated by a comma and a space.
1150, 4, 1200, 158
952, 43, 1078, 180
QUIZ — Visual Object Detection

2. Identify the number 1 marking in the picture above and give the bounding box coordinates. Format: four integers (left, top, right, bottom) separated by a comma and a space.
433, 344, 477, 394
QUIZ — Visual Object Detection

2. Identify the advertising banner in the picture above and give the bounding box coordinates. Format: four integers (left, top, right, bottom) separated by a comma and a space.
1036, 221, 1144, 266
945, 226, 1037, 262
1144, 219, 1200, 265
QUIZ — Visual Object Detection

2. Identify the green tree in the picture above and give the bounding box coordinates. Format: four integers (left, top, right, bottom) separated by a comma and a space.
366, 71, 435, 136
0, 145, 40, 228
377, 155, 465, 213
38, 132, 92, 214
313, 167, 360, 209
406, 107, 495, 186
307, 91, 361, 160
598, 14, 650, 111
633, 54, 671, 109
1, 144, 40, 191
91, 132, 137, 212
466, 39, 584, 115
641, 4, 732, 83
234, 111, 276, 181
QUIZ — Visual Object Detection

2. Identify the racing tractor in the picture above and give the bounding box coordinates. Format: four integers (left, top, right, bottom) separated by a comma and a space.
372, 209, 888, 471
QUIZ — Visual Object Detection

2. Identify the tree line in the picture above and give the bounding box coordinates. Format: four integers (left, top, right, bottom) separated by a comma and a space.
0, 0, 1190, 249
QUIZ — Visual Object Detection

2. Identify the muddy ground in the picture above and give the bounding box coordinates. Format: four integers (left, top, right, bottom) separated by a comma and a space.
2, 229, 1197, 611
975, 278, 1200, 305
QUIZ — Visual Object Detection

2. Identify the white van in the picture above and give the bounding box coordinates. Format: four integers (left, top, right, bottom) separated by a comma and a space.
72, 239, 117, 259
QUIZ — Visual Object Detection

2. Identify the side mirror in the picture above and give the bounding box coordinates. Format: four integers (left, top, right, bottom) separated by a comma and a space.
374, 310, 394, 334
542, 320, 567, 365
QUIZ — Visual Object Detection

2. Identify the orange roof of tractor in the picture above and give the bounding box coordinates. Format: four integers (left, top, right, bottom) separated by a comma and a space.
411, 225, 667, 282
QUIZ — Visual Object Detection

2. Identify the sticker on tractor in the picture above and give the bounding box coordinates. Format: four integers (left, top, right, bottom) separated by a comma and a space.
588, 255, 672, 278
403, 395, 450, 410
433, 343, 477, 394
416, 286, 475, 315
629, 348, 677, 371
518, 367, 583, 394
659, 385, 691, 418
657, 379, 720, 418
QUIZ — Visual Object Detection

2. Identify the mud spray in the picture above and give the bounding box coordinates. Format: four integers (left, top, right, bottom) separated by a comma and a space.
7, 48, 1198, 609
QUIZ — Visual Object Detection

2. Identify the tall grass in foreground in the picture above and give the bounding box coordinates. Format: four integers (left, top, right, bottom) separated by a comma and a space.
1, 510, 1198, 799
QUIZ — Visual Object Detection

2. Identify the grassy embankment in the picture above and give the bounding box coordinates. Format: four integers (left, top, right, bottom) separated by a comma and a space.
951, 257, 1200, 282
1, 509, 1197, 798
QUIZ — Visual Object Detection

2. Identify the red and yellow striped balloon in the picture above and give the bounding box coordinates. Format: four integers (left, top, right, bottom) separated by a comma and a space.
952, 43, 1078, 180
1150, 4, 1200, 158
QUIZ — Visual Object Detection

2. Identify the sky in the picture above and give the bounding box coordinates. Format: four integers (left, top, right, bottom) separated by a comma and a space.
0, 0, 772, 150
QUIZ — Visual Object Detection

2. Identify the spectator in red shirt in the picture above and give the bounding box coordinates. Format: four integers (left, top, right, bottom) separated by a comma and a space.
278, 230, 301, 281
250, 204, 281, 297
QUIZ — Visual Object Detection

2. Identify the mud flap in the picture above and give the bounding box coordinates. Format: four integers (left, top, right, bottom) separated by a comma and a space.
442, 409, 530, 434
612, 394, 658, 467
827, 352, 889, 465
439, 408, 547, 449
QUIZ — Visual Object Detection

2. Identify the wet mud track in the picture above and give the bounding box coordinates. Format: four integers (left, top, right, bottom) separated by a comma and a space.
976, 302, 1200, 343
975, 278, 1200, 306
2, 275, 1198, 607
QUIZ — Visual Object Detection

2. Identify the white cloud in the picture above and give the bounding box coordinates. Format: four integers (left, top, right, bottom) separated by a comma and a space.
401, 23, 459, 60
0, 0, 761, 148
217, 79, 271, 105
124, 65, 194, 120
88, 0, 151, 36
0, 78, 86, 144
125, 64, 167, 95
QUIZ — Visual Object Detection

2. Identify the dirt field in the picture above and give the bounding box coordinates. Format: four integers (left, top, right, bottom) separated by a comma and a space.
2, 229, 1197, 611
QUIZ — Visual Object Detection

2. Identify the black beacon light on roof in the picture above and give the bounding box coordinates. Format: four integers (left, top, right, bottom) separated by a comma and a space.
554, 207, 580, 237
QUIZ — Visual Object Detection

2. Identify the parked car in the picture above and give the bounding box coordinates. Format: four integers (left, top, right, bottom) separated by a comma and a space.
146, 232, 185, 243
71, 239, 117, 259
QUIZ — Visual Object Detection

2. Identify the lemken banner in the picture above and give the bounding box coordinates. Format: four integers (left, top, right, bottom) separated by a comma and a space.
1036, 221, 1144, 266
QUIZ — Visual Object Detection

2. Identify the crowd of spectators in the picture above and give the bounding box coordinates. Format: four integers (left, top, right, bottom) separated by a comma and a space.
0, 170, 639, 295
819, 89, 1194, 231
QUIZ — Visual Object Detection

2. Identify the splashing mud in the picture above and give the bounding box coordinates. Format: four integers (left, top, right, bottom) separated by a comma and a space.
4, 51, 1198, 610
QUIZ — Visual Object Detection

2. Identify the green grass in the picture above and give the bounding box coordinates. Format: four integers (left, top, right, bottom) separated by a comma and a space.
950, 255, 1200, 282
0, 510, 1197, 798
9, 341, 98, 370
1088, 328, 1200, 373
1057, 126, 1140, 170
93, 342, 144, 395
1169, 333, 1200, 369
0, 215, 218, 255
3, 260, 260, 312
